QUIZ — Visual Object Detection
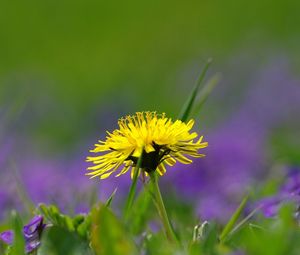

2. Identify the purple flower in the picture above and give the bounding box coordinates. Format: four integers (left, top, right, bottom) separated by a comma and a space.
259, 167, 300, 218
259, 196, 282, 218
0, 215, 46, 253
281, 168, 300, 197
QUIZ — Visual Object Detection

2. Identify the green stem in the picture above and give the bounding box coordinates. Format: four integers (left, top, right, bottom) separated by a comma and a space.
149, 172, 178, 243
124, 151, 144, 221
124, 167, 140, 221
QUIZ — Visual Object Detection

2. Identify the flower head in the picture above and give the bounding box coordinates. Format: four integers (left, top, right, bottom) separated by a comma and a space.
0, 215, 46, 253
86, 111, 208, 179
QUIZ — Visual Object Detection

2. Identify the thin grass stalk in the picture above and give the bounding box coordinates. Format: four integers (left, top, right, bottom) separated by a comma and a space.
178, 58, 212, 122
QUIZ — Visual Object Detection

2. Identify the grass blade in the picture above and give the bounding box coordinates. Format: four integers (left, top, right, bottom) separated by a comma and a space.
192, 73, 221, 116
219, 195, 249, 243
177, 58, 212, 122
228, 205, 262, 237
105, 188, 118, 207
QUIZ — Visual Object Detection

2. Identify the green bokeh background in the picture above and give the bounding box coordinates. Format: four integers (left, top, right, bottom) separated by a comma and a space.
1, 0, 300, 151
1, 3, 300, 253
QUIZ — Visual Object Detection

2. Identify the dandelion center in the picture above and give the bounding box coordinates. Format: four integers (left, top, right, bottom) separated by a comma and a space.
127, 143, 170, 172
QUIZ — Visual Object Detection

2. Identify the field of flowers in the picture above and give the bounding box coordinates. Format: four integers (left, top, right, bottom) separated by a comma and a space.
1, 1, 300, 254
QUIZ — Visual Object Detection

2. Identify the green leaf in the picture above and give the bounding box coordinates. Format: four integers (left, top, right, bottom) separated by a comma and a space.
76, 215, 91, 240
39, 226, 92, 255
38, 204, 62, 227
72, 214, 85, 229
219, 195, 249, 243
9, 211, 25, 255
91, 204, 138, 255
38, 204, 91, 240
127, 188, 153, 235
202, 222, 219, 254
143, 230, 179, 255
177, 58, 212, 122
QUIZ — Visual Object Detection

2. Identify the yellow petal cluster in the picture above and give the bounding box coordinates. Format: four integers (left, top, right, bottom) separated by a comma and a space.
86, 111, 208, 179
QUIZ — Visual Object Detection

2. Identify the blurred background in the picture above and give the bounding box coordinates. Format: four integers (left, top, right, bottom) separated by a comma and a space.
1, 0, 300, 221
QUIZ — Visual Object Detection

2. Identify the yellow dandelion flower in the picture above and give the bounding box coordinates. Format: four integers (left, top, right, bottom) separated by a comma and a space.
86, 111, 208, 179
